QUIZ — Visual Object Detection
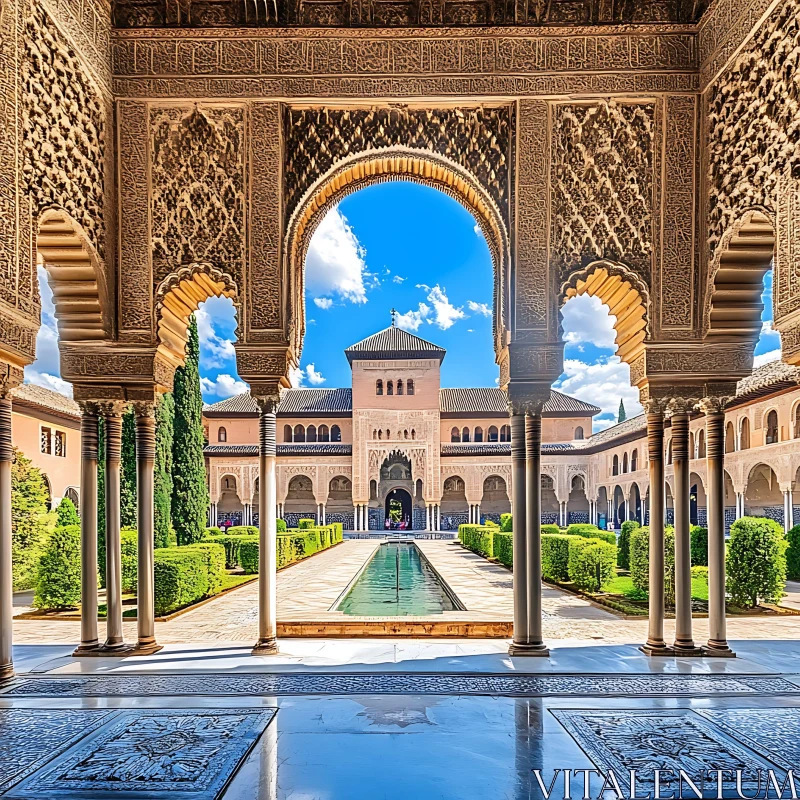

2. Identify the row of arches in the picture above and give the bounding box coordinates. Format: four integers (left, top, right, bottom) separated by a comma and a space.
373, 429, 416, 440
611, 449, 640, 476
450, 425, 511, 443
283, 424, 342, 443
376, 379, 415, 396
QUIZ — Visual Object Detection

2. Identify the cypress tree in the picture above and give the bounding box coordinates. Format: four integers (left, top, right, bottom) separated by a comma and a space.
154, 392, 174, 548
618, 399, 627, 423
171, 314, 209, 545
97, 417, 106, 586
120, 405, 137, 528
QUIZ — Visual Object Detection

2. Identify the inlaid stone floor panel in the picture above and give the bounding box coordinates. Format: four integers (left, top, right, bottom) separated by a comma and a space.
4, 708, 276, 800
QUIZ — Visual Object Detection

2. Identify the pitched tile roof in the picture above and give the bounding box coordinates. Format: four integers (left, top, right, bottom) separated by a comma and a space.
205, 389, 353, 416
734, 358, 800, 404
14, 383, 80, 419
439, 387, 600, 415
344, 326, 446, 363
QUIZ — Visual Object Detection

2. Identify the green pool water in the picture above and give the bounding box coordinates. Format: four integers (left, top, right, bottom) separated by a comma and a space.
338, 542, 459, 616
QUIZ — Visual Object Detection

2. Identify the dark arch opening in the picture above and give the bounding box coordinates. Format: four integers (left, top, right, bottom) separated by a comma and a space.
385, 487, 413, 531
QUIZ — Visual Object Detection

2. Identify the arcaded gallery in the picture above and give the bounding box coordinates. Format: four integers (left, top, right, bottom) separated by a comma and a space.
0, 0, 799, 794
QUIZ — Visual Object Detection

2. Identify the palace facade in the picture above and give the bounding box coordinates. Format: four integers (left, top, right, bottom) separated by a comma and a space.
204, 326, 800, 534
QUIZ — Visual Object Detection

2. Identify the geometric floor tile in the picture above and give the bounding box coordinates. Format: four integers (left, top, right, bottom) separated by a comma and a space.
696, 708, 800, 772
551, 709, 783, 796
0, 709, 117, 793
5, 709, 276, 800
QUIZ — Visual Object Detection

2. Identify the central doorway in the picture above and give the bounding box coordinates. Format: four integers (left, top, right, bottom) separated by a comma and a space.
385, 488, 413, 531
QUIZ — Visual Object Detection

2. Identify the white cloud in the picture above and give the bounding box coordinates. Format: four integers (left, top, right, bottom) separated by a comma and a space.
313, 297, 334, 310
753, 349, 781, 368
25, 371, 73, 397
396, 303, 431, 332
200, 374, 248, 399
195, 300, 237, 369
467, 329, 474, 333
554, 356, 642, 431
467, 300, 492, 317
561, 294, 618, 349
289, 366, 305, 388
392, 275, 406, 284
306, 207, 368, 304
305, 363, 326, 385
426, 285, 465, 330
473, 223, 483, 238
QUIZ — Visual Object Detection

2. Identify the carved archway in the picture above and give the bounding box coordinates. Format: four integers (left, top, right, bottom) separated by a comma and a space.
705, 209, 775, 343
36, 209, 110, 342
155, 263, 238, 370
285, 146, 510, 363
560, 261, 649, 365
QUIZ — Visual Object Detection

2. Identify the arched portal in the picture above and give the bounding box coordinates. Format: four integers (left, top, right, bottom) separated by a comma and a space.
385, 488, 412, 530
629, 483, 642, 524
744, 463, 783, 521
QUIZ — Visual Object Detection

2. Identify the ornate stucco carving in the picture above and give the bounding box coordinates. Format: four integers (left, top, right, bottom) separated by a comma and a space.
23, 4, 106, 259
150, 105, 246, 291
550, 100, 655, 285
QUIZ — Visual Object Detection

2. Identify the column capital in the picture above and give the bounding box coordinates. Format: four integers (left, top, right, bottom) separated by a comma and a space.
0, 363, 23, 400
665, 397, 699, 417
132, 400, 157, 419
699, 396, 732, 415
97, 400, 127, 418
642, 398, 668, 415
255, 395, 281, 415
780, 483, 795, 494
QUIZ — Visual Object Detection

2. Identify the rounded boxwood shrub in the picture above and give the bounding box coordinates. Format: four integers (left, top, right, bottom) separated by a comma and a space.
630, 525, 676, 604
541, 524, 560, 535
567, 538, 616, 592
227, 525, 258, 536
726, 516, 787, 608
277, 518, 288, 533
120, 528, 138, 594
690, 525, 709, 567
204, 527, 223, 538
34, 525, 82, 610
541, 534, 577, 582
298, 519, 315, 530
618, 520, 640, 570
786, 524, 800, 580
500, 513, 513, 532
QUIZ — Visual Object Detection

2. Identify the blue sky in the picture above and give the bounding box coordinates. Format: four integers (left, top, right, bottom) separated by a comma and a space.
27, 182, 782, 433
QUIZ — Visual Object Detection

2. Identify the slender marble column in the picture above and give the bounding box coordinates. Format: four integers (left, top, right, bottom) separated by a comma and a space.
436, 505, 440, 531
253, 398, 279, 655
134, 403, 161, 655
671, 404, 700, 655
75, 404, 100, 653
476, 503, 481, 524
783, 490, 793, 533
703, 402, 734, 656
101, 403, 125, 650
524, 413, 548, 655
0, 391, 14, 680
508, 412, 529, 654
641, 406, 669, 655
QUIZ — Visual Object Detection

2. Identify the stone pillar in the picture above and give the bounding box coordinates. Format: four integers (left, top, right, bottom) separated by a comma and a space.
476, 503, 481, 524
670, 402, 700, 655
253, 398, 278, 655
607, 499, 613, 526
321, 504, 326, 526
101, 402, 126, 650
735, 492, 744, 520
0, 389, 15, 680
783, 489, 793, 533
524, 413, 548, 655
133, 403, 161, 655
75, 403, 100, 654
702, 400, 734, 657
509, 411, 529, 654
641, 405, 669, 656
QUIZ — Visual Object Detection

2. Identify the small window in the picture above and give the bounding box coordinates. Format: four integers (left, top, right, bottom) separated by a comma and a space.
740, 417, 751, 449
766, 410, 779, 444
40, 426, 52, 455
794, 405, 800, 439
378, 429, 383, 440
218, 426, 227, 443
318, 424, 329, 442
631, 449, 638, 471
387, 381, 394, 396
612, 454, 619, 476
500, 424, 510, 442
407, 380, 415, 396
697, 430, 706, 458
54, 431, 66, 458
462, 427, 470, 443
411, 429, 416, 440
622, 453, 628, 473
451, 427, 460, 443
474, 426, 483, 443
294, 424, 306, 443
574, 426, 584, 440
725, 422, 735, 453
376, 379, 383, 396
307, 424, 317, 443
488, 425, 499, 442
331, 425, 341, 442
404, 430, 409, 439
397, 379, 403, 396
284, 424, 292, 442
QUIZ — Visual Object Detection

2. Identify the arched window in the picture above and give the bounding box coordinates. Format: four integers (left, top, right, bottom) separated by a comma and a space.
794, 405, 800, 438
284, 424, 292, 443
376, 379, 383, 395
306, 425, 317, 443
397, 379, 403, 395
631, 449, 638, 472
407, 379, 415, 395
451, 427, 460, 443
386, 429, 391, 439
488, 425, 499, 442
462, 427, 471, 443
667, 439, 673, 465
474, 426, 483, 443
387, 381, 394, 395
740, 417, 751, 449
331, 425, 341, 442
612, 455, 619, 476
411, 429, 416, 440
622, 453, 628, 473
293, 424, 306, 443
404, 430, 409, 439
218, 426, 227, 443
697, 429, 706, 458
500, 424, 511, 442
725, 421, 735, 453
574, 426, 584, 440
372, 429, 377, 440
318, 425, 329, 442
766, 410, 779, 444
378, 429, 383, 440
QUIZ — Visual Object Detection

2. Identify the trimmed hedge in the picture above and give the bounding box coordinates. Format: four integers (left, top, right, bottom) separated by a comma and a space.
153, 542, 226, 615
567, 537, 617, 592
277, 518, 288, 533
541, 524, 561, 535
493, 531, 513, 567
567, 524, 617, 546
690, 525, 709, 567
239, 525, 341, 574
120, 528, 138, 594
541, 534, 577, 582
618, 520, 639, 570
34, 525, 82, 610
500, 513, 513, 532
239, 536, 260, 574
726, 516, 786, 608
205, 527, 223, 537
630, 525, 676, 604
788, 524, 800, 580
227, 525, 258, 536
203, 534, 244, 568
458, 524, 495, 558
298, 519, 315, 529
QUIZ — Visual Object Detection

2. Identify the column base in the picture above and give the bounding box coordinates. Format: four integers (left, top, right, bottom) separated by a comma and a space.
671, 642, 704, 657
252, 637, 279, 656
508, 641, 550, 657
72, 641, 102, 656
0, 663, 14, 683
639, 641, 673, 657
129, 640, 164, 657
702, 641, 736, 658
